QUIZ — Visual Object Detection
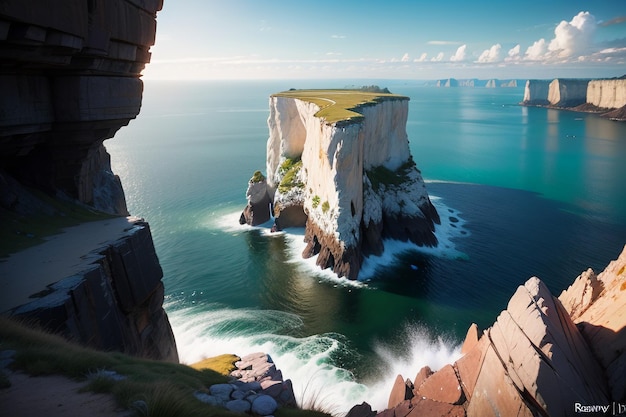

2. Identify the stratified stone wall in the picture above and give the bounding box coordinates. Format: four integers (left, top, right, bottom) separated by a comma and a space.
0, 0, 163, 214
8, 219, 178, 362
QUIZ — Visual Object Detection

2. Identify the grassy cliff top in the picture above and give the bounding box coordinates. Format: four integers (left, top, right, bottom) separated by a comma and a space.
272, 89, 408, 125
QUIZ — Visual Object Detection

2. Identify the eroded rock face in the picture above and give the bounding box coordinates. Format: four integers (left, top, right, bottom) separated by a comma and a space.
243, 91, 440, 280
376, 246, 626, 416
0, 0, 163, 215
0, 1, 176, 362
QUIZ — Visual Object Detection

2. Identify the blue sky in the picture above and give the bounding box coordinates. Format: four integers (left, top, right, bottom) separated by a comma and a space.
144, 0, 626, 80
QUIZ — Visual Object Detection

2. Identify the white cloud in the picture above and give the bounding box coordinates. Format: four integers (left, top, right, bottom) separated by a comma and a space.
415, 53, 428, 62
548, 11, 596, 58
524, 38, 548, 60
506, 44, 521, 61
477, 44, 502, 63
450, 45, 467, 61
431, 52, 445, 62
401, 53, 410, 62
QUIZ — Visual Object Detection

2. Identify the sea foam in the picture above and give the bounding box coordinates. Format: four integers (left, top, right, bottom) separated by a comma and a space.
210, 193, 468, 286
166, 302, 460, 414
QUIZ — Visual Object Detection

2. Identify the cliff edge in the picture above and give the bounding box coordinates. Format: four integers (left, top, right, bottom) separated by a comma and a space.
0, 1, 177, 361
369, 245, 626, 417
240, 89, 440, 280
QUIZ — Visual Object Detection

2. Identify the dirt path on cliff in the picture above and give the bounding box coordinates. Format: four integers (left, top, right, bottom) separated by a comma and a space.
0, 216, 143, 313
0, 372, 130, 417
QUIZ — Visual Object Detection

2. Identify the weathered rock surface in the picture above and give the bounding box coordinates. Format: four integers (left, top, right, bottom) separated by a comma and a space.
522, 79, 550, 105
239, 174, 272, 226
0, 1, 176, 362
559, 246, 626, 402
0, 0, 163, 214
242, 90, 440, 279
4, 218, 178, 362
375, 246, 626, 416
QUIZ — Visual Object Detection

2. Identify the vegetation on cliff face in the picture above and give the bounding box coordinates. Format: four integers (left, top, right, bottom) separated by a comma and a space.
272, 89, 407, 124
365, 157, 418, 193
278, 158, 304, 194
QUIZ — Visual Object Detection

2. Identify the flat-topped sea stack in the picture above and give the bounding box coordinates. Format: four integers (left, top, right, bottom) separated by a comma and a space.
240, 88, 440, 280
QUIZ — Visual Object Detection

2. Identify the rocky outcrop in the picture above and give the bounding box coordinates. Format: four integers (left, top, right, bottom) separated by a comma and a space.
371, 245, 626, 417
522, 80, 551, 105
4, 218, 178, 362
241, 90, 440, 280
195, 352, 297, 415
586, 78, 626, 110
0, 0, 163, 215
0, 1, 176, 362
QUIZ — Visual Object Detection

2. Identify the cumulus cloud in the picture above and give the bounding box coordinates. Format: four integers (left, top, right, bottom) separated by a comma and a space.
548, 11, 596, 58
477, 43, 502, 63
524, 38, 548, 60
506, 44, 521, 61
431, 52, 445, 62
450, 45, 467, 61
401, 53, 410, 62
415, 53, 428, 62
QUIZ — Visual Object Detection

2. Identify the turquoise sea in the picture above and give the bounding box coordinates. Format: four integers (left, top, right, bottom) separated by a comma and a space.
107, 80, 626, 412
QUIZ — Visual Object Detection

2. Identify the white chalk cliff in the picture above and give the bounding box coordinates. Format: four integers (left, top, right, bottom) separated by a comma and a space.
241, 90, 439, 280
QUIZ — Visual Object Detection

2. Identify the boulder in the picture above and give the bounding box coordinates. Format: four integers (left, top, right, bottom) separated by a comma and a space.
412, 365, 433, 394
460, 323, 480, 354
225, 399, 251, 413
346, 402, 376, 417
416, 364, 463, 405
454, 333, 488, 401
388, 374, 414, 409
251, 395, 278, 415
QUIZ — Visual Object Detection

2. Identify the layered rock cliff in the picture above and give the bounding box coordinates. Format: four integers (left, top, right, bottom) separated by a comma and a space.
241, 90, 440, 280
371, 245, 626, 417
0, 0, 163, 214
522, 77, 626, 120
0, 1, 176, 361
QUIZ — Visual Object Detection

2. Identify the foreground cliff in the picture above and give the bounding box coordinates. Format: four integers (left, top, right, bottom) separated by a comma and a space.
241, 89, 440, 280
522, 76, 626, 120
0, 0, 163, 214
364, 245, 626, 417
0, 1, 176, 361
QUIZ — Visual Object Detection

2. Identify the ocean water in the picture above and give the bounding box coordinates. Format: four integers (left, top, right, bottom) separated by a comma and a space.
107, 80, 626, 413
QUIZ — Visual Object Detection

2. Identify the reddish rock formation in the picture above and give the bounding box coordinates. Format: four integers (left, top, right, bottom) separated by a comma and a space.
367, 245, 626, 417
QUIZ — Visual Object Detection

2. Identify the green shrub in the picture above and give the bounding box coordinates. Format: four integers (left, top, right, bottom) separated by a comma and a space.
278, 159, 304, 193
311, 195, 321, 209
321, 201, 330, 213
366, 158, 416, 192
251, 170, 265, 183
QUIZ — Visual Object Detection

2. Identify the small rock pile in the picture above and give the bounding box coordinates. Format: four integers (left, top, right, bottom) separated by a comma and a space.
195, 352, 297, 416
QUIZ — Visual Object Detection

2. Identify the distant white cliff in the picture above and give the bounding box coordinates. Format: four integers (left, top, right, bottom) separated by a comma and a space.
522, 77, 626, 120
241, 90, 440, 280
587, 79, 626, 109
